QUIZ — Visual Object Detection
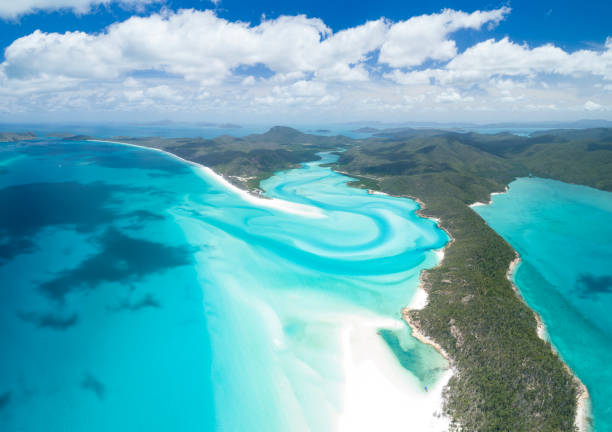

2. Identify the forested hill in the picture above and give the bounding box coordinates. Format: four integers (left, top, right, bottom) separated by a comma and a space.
340, 127, 612, 201
333, 128, 612, 431
106, 126, 356, 190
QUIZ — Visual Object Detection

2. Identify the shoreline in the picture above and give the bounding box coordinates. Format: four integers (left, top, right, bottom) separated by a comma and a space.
469, 186, 509, 208
93, 141, 455, 429
333, 171, 458, 425
473, 190, 592, 432
87, 139, 325, 219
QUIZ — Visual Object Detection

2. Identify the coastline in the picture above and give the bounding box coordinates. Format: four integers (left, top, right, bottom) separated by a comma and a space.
473, 190, 592, 432
336, 172, 457, 426
92, 140, 455, 429
87, 139, 325, 219
469, 186, 509, 207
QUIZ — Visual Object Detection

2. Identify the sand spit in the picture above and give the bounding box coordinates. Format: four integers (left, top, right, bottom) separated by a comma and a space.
87, 139, 325, 219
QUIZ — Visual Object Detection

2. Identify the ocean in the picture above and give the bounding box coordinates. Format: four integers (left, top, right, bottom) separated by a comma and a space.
474, 178, 612, 432
0, 138, 450, 431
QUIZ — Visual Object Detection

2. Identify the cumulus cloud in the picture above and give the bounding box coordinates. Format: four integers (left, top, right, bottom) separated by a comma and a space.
379, 7, 510, 68
0, 0, 161, 19
387, 36, 612, 86
2, 10, 383, 84
0, 7, 610, 121
584, 100, 603, 111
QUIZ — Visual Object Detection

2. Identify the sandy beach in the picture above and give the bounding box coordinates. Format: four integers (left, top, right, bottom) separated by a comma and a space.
469, 187, 509, 208
88, 139, 326, 219
504, 252, 591, 432
473, 186, 592, 431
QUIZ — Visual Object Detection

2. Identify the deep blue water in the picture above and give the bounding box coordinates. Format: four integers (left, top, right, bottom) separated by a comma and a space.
474, 178, 612, 432
0, 138, 450, 431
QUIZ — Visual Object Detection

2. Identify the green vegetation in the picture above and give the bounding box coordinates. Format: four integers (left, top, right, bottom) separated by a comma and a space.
333, 128, 612, 431
117, 126, 354, 190
0, 132, 36, 142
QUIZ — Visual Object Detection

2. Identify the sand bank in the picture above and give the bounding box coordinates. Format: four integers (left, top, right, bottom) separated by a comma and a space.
338, 315, 451, 432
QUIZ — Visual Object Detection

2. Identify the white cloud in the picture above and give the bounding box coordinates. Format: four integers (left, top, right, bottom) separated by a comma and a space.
241, 76, 256, 86
0, 7, 611, 122
435, 89, 474, 103
404, 37, 612, 85
584, 100, 603, 111
379, 7, 510, 68
0, 0, 161, 19
2, 10, 382, 84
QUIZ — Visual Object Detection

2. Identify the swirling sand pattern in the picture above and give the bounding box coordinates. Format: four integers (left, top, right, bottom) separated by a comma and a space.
0, 141, 450, 431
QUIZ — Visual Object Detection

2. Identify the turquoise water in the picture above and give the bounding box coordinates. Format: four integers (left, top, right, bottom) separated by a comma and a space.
473, 178, 612, 432
0, 139, 449, 431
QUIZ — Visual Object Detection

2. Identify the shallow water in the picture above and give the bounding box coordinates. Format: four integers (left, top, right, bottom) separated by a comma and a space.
473, 178, 612, 432
0, 139, 450, 431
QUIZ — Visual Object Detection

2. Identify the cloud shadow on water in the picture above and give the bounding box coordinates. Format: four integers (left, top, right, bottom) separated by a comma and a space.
0, 182, 119, 264
17, 311, 79, 330
0, 392, 11, 411
0, 181, 171, 265
81, 374, 105, 401
108, 292, 162, 312
39, 228, 193, 302
577, 273, 612, 298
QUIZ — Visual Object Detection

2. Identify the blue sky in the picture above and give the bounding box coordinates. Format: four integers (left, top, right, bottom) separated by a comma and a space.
0, 0, 611, 123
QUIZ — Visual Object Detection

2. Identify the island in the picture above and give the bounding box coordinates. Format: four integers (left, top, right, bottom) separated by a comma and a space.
0, 132, 37, 142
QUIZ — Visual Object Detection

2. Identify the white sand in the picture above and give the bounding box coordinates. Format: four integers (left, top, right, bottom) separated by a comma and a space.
88, 139, 325, 219
505, 254, 591, 432
338, 316, 451, 432
575, 391, 592, 432
409, 288, 429, 310
370, 190, 388, 196
469, 187, 509, 208
409, 248, 444, 311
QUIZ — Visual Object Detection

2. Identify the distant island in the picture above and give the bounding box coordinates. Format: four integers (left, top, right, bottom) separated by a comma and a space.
0, 132, 37, 142
350, 127, 379, 133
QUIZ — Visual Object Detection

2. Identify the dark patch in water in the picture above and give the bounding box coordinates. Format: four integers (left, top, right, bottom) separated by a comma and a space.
126, 210, 165, 221
39, 228, 192, 302
0, 182, 118, 264
82, 373, 105, 400
0, 181, 170, 264
17, 311, 79, 330
0, 392, 11, 411
108, 293, 161, 312
577, 274, 612, 298
147, 171, 175, 178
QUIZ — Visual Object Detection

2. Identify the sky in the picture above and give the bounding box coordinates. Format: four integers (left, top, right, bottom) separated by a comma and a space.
0, 0, 611, 124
